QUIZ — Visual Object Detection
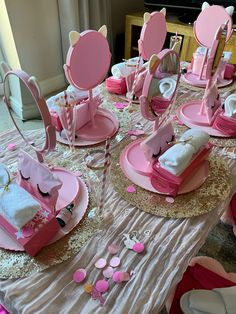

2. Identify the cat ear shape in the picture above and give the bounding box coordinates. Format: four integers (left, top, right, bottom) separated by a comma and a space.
69, 31, 80, 46
148, 54, 159, 74
28, 76, 42, 97
98, 25, 107, 38
225, 6, 234, 17
143, 12, 151, 23
202, 2, 210, 11
160, 8, 166, 16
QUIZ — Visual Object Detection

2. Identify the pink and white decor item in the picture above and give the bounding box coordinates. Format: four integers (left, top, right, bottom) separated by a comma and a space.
57, 25, 119, 146
105, 9, 167, 103
183, 2, 234, 88
120, 49, 212, 196
0, 64, 88, 256
178, 23, 236, 137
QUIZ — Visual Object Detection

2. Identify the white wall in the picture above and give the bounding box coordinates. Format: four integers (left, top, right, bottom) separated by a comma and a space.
5, 0, 66, 96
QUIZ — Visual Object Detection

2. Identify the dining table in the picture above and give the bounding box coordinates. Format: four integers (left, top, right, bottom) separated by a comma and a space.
0, 83, 236, 314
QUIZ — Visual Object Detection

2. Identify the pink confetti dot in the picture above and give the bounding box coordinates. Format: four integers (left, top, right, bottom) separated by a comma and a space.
73, 268, 86, 283
126, 185, 136, 193
95, 258, 107, 269
22, 226, 33, 238
95, 280, 109, 293
7, 143, 17, 151
132, 242, 145, 253
112, 271, 122, 283
165, 197, 175, 204
128, 130, 145, 136
115, 102, 127, 110
103, 266, 114, 278
108, 243, 119, 254
120, 272, 131, 282
110, 256, 121, 268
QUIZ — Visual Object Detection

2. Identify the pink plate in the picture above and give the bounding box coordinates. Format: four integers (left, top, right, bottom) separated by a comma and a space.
120, 139, 209, 195
56, 108, 119, 146
0, 176, 89, 251
177, 102, 230, 137
182, 73, 233, 88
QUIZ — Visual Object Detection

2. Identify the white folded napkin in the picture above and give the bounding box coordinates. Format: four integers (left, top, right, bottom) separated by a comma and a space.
0, 164, 40, 229
179, 128, 210, 154
159, 143, 195, 175
111, 57, 143, 79
159, 77, 176, 99
180, 286, 236, 314
224, 94, 236, 117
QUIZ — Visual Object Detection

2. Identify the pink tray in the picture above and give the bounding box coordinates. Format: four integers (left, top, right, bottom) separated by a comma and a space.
0, 176, 89, 251
182, 72, 233, 88
177, 102, 230, 137
57, 108, 119, 146
120, 139, 209, 195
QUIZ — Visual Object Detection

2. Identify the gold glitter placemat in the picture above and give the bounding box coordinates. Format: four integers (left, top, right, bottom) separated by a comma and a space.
110, 139, 233, 219
180, 79, 236, 93
0, 210, 100, 279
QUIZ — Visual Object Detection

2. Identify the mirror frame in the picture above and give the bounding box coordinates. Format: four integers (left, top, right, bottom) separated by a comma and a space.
140, 49, 180, 124
3, 70, 56, 162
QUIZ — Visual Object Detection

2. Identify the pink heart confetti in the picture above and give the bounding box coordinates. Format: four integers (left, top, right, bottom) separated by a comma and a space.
165, 197, 175, 204
95, 258, 107, 269
132, 242, 145, 253
115, 102, 127, 110
95, 280, 109, 293
108, 243, 119, 254
120, 272, 131, 282
103, 266, 114, 278
126, 185, 136, 193
110, 256, 121, 268
7, 143, 17, 151
73, 268, 86, 283
22, 226, 33, 238
112, 271, 122, 283
91, 287, 105, 305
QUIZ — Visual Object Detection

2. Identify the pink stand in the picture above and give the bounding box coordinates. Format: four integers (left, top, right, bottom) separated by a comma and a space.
120, 49, 210, 196
62, 26, 119, 146
179, 24, 236, 138
183, 4, 233, 88
0, 66, 88, 255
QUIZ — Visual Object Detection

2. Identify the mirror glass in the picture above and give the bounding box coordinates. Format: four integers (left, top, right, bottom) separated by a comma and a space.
148, 52, 179, 116
4, 73, 45, 151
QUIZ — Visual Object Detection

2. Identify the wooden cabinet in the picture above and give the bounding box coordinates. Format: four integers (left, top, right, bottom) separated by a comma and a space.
125, 12, 236, 63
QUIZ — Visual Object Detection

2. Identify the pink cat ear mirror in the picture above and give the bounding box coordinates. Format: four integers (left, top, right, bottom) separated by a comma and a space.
178, 23, 236, 137
61, 25, 119, 146
126, 9, 167, 103
0, 65, 89, 255
183, 3, 234, 88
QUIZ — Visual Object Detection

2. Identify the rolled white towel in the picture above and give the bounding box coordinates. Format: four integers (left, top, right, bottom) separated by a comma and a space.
158, 77, 176, 99
111, 57, 143, 79
159, 143, 195, 175
0, 165, 40, 229
179, 128, 210, 154
224, 94, 236, 117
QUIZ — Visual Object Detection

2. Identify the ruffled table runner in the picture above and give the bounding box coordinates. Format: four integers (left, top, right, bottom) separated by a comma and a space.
0, 86, 236, 313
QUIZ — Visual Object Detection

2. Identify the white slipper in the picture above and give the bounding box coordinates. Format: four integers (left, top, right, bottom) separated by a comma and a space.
180, 286, 236, 314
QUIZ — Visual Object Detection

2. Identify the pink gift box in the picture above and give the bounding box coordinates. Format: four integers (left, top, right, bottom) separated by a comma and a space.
0, 206, 60, 256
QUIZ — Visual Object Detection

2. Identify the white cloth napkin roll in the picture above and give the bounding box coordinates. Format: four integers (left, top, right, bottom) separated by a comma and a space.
0, 165, 40, 229
111, 57, 143, 79
159, 143, 195, 175
224, 94, 236, 117
179, 128, 210, 153
158, 77, 176, 99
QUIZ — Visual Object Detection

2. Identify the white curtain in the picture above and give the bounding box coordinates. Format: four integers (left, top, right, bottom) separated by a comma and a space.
58, 0, 113, 63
